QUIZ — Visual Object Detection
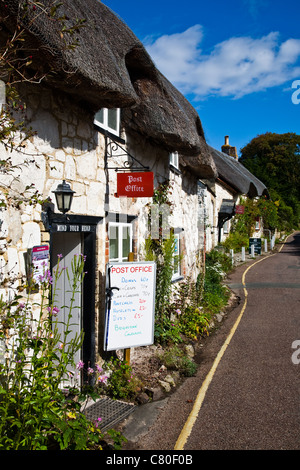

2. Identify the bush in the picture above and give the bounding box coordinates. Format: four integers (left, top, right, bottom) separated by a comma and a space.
179, 306, 210, 340
99, 357, 143, 401
157, 345, 197, 377
0, 254, 115, 450
222, 231, 249, 253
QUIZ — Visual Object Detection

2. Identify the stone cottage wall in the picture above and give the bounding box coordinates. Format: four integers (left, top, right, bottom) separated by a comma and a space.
0, 82, 205, 362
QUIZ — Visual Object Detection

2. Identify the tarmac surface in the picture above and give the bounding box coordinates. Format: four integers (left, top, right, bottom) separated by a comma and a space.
120, 232, 300, 450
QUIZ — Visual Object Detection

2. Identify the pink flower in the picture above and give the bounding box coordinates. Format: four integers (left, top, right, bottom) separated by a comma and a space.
94, 417, 102, 428
47, 306, 60, 316
97, 375, 108, 384
76, 360, 84, 370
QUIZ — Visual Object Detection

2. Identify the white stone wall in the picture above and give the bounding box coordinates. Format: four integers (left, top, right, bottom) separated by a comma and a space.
0, 83, 205, 360
204, 182, 238, 251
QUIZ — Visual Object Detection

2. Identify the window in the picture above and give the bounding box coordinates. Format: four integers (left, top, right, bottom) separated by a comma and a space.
210, 200, 215, 233
109, 222, 133, 262
223, 220, 230, 233
172, 233, 181, 280
94, 108, 120, 136
169, 151, 179, 170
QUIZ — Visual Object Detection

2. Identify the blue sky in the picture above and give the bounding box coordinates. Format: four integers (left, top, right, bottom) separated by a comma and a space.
103, 0, 300, 156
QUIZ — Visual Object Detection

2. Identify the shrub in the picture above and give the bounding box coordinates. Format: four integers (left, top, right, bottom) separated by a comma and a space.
99, 357, 143, 401
157, 345, 197, 377
179, 306, 211, 340
222, 231, 249, 253
0, 254, 116, 450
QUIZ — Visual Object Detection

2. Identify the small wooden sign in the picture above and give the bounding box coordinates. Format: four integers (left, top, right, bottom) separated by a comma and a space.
117, 172, 154, 197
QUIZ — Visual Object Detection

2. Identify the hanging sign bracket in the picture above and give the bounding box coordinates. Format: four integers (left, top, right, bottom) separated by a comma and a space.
104, 133, 150, 172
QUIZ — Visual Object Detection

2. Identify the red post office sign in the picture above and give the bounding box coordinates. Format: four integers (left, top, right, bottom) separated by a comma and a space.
117, 172, 154, 197
235, 205, 245, 214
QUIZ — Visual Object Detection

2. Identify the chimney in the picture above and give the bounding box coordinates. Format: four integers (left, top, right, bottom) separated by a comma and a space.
221, 135, 238, 160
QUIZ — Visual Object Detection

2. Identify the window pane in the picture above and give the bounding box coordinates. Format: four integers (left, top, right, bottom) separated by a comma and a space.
122, 226, 131, 261
95, 109, 104, 125
170, 151, 179, 169
107, 109, 118, 131
109, 226, 119, 260
173, 235, 180, 276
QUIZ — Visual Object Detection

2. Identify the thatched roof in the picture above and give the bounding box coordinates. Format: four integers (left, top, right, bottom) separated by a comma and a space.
0, 0, 216, 176
0, 0, 144, 108
209, 146, 269, 198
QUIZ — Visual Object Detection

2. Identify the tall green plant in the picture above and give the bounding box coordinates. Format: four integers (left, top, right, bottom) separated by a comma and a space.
0, 254, 104, 450
144, 233, 176, 340
143, 180, 179, 343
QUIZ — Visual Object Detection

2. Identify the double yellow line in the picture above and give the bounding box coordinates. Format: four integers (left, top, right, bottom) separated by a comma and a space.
174, 237, 289, 450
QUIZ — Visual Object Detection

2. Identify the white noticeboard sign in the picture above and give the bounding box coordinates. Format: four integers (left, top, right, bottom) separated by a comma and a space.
104, 262, 156, 351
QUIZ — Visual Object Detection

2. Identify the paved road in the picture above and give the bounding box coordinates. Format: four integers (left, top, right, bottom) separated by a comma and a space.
130, 232, 300, 450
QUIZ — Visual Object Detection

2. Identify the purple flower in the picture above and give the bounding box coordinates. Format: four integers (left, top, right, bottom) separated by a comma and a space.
94, 417, 102, 428
76, 360, 84, 370
47, 306, 60, 316
97, 375, 108, 384
38, 269, 53, 285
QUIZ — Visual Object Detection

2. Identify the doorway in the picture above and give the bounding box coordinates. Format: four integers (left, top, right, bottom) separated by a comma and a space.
50, 229, 96, 385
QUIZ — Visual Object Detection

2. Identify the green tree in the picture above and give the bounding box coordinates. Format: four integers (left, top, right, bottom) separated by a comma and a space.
239, 132, 300, 228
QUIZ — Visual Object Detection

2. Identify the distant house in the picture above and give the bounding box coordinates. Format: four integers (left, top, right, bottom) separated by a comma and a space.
0, 0, 216, 369
201, 137, 269, 251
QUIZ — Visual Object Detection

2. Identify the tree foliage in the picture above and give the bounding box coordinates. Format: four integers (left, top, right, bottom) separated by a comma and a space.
239, 132, 300, 230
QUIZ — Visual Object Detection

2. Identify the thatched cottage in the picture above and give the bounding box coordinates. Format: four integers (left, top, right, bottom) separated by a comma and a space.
202, 137, 268, 251
0, 0, 217, 368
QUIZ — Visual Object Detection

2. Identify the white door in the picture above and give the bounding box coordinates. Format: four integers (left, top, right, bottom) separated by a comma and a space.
51, 233, 82, 385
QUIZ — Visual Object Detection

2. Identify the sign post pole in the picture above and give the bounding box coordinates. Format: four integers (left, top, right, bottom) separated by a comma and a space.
123, 252, 135, 365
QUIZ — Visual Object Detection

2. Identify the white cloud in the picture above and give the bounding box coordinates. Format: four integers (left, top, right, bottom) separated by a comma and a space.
144, 26, 300, 99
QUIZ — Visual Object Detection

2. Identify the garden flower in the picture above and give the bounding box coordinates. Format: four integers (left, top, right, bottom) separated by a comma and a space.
47, 306, 60, 316
87, 367, 94, 375
38, 269, 53, 285
97, 375, 108, 384
176, 309, 181, 315
94, 417, 102, 428
76, 360, 84, 370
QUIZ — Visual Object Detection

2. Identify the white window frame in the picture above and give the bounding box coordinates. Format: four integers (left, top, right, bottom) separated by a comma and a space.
109, 222, 133, 263
172, 232, 181, 281
94, 108, 120, 136
210, 200, 215, 233
223, 219, 230, 233
169, 151, 179, 170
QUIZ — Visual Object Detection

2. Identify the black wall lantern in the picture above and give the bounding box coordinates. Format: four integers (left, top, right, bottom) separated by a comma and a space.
52, 180, 75, 214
